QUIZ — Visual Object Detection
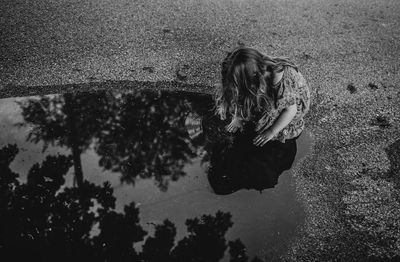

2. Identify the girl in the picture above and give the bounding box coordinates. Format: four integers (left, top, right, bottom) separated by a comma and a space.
215, 46, 311, 146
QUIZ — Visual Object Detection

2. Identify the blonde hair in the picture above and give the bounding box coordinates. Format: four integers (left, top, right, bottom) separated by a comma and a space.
215, 46, 297, 121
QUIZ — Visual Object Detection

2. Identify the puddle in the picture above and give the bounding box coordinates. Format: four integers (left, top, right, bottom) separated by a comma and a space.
0, 89, 312, 261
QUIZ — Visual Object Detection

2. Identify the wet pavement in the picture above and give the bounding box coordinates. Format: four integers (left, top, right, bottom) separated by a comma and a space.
0, 89, 311, 261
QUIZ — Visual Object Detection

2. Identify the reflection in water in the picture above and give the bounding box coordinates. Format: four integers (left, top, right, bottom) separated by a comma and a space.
0, 89, 310, 261
185, 110, 298, 195
0, 143, 255, 262
18, 90, 214, 191
207, 125, 297, 195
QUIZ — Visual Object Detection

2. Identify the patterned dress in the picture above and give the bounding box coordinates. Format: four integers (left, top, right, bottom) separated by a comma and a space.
254, 66, 311, 143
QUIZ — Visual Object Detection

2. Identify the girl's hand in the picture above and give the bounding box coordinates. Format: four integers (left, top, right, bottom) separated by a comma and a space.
225, 118, 242, 133
253, 129, 276, 146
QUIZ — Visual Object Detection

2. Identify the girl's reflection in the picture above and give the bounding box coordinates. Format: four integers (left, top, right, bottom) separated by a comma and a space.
199, 118, 297, 195
185, 107, 298, 195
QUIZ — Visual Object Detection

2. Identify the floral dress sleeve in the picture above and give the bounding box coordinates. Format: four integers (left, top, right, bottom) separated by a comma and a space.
276, 68, 298, 111
255, 67, 296, 131
274, 67, 310, 142
255, 66, 308, 142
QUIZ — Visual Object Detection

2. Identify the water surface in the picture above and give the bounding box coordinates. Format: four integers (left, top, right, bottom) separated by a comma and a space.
0, 89, 311, 261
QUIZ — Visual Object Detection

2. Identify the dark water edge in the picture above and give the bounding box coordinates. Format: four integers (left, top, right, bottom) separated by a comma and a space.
0, 89, 312, 261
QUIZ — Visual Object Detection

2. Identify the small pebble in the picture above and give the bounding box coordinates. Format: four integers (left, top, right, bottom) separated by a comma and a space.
87, 76, 97, 81
370, 115, 391, 128
301, 53, 311, 60
343, 24, 352, 30
368, 83, 379, 90
347, 84, 357, 94
142, 66, 155, 73
237, 40, 245, 46
176, 64, 190, 81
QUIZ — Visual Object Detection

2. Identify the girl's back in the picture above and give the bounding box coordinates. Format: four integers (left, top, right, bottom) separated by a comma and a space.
255, 65, 311, 142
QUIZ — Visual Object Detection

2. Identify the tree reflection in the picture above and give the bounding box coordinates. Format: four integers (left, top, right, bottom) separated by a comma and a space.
18, 88, 297, 195
18, 90, 214, 191
0, 144, 260, 262
94, 91, 212, 191
18, 92, 116, 187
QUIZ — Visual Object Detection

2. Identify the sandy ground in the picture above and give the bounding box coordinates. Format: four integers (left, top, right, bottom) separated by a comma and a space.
1, 0, 400, 261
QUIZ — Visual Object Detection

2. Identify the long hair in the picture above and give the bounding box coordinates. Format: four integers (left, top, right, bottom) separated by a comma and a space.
215, 46, 297, 121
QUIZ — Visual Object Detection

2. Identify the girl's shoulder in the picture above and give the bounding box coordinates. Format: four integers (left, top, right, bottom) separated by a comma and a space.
278, 66, 297, 91
284, 65, 308, 87
283, 65, 300, 80
282, 65, 308, 90
274, 66, 301, 109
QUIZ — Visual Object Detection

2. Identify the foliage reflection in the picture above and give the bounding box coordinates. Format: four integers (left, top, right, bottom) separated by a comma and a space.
18, 90, 214, 191
0, 143, 262, 261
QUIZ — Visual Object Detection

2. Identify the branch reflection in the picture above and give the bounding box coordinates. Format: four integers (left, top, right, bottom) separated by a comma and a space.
18, 90, 214, 191
0, 143, 259, 262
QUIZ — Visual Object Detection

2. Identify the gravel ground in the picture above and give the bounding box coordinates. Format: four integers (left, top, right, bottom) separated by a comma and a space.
1, 0, 400, 261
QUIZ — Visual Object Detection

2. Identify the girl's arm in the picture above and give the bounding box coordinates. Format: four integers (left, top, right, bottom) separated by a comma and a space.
254, 104, 297, 146
269, 104, 297, 134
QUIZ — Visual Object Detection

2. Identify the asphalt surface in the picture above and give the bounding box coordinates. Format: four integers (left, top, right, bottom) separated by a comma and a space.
1, 0, 400, 261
